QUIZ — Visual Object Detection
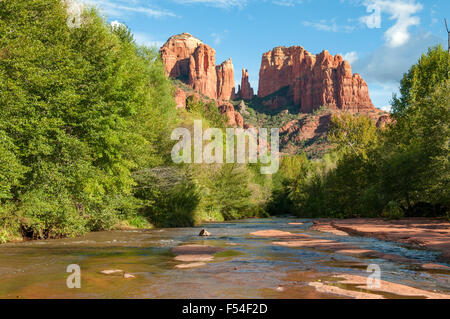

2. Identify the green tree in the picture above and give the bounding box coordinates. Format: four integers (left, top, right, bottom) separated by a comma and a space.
381, 46, 449, 214
392, 45, 448, 119
203, 164, 254, 221
0, 0, 176, 239
329, 114, 379, 159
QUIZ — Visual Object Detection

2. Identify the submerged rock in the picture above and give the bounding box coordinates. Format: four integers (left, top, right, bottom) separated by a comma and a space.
251, 229, 311, 238
100, 270, 124, 275
312, 218, 450, 263
199, 229, 211, 237
175, 262, 206, 269
309, 281, 384, 299
333, 274, 450, 299
174, 254, 214, 262
421, 263, 450, 271
172, 244, 224, 255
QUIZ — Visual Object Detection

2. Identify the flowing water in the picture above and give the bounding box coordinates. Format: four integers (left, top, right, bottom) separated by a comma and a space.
0, 218, 449, 299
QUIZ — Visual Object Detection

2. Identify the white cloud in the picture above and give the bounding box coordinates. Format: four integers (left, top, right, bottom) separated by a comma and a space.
360, 1, 382, 28
172, 0, 247, 9
303, 19, 355, 33
272, 0, 306, 6
353, 31, 440, 84
80, 0, 176, 18
133, 32, 164, 48
341, 51, 359, 64
79, 0, 311, 14
211, 30, 228, 45
110, 20, 125, 28
303, 20, 339, 32
352, 31, 443, 109
359, 0, 423, 47
366, 82, 399, 111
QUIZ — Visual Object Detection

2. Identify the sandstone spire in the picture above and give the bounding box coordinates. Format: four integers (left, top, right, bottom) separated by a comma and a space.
238, 69, 254, 100
216, 58, 236, 100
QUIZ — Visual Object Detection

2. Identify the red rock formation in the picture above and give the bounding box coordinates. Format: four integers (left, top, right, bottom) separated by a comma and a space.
161, 33, 236, 101
237, 69, 254, 100
160, 33, 203, 79
188, 43, 218, 99
376, 114, 393, 129
280, 113, 332, 145
258, 46, 374, 113
174, 88, 187, 109
216, 58, 236, 101
218, 102, 243, 128
234, 112, 244, 128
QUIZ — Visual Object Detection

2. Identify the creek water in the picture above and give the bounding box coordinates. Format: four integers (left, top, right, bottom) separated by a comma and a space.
0, 218, 449, 299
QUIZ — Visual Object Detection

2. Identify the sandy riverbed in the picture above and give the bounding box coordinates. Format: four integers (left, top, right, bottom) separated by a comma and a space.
311, 218, 450, 263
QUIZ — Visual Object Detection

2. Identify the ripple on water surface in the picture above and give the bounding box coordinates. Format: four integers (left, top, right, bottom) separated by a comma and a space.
0, 218, 448, 299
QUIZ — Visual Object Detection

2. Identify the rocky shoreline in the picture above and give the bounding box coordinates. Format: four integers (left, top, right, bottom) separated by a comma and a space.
250, 220, 450, 299
311, 218, 450, 263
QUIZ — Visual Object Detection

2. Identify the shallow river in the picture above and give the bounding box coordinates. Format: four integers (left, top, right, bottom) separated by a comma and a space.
0, 218, 449, 299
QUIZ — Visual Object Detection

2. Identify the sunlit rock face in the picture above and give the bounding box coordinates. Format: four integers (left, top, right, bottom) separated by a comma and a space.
218, 102, 244, 128
237, 69, 254, 100
258, 46, 374, 113
216, 58, 236, 101
160, 33, 236, 101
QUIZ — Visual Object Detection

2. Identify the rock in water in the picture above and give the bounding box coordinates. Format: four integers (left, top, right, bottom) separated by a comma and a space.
100, 270, 124, 275
175, 262, 206, 269
199, 229, 211, 237
172, 244, 224, 255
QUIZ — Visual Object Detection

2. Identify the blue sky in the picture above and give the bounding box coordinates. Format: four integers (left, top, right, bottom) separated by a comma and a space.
78, 0, 449, 111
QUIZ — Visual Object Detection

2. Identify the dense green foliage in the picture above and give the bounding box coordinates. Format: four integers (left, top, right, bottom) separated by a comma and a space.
1, 1, 447, 244
0, 0, 268, 242
0, 0, 178, 240
135, 97, 269, 228
268, 45, 449, 219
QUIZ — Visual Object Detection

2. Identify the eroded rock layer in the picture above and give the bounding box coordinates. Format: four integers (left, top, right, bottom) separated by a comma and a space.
216, 59, 236, 101
258, 46, 374, 113
238, 69, 254, 100
160, 33, 235, 101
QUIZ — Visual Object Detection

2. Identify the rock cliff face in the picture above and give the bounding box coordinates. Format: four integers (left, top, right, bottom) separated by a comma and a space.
279, 108, 388, 156
160, 33, 235, 101
163, 34, 383, 142
160, 33, 203, 79
218, 102, 244, 128
188, 43, 218, 99
237, 69, 254, 100
216, 59, 236, 101
174, 88, 188, 109
258, 46, 374, 113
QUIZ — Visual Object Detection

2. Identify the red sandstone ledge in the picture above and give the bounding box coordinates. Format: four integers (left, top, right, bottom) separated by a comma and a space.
311, 218, 450, 263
